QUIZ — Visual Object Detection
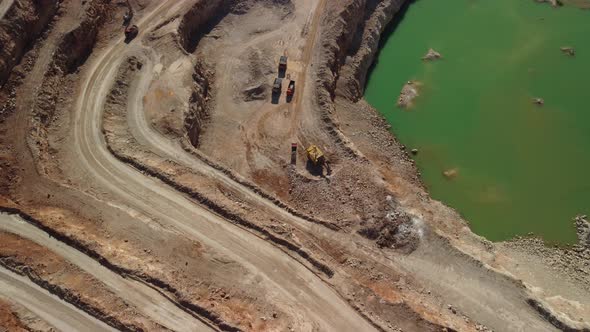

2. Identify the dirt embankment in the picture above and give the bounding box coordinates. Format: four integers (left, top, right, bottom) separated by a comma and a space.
103, 55, 454, 331
335, 0, 406, 102
179, 0, 291, 147
0, 0, 59, 87
103, 57, 288, 332
101, 52, 452, 331
186, 60, 213, 146
0, 200, 244, 332
0, 298, 28, 332
29, 0, 113, 177
281, 0, 419, 248
178, 0, 232, 54
316, 0, 406, 149
0, 231, 167, 332
320, 0, 590, 330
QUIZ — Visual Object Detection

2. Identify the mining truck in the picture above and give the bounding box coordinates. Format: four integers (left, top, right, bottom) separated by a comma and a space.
272, 77, 282, 93
123, 10, 133, 25
291, 143, 297, 165
124, 25, 138, 42
278, 56, 288, 72
286, 80, 295, 98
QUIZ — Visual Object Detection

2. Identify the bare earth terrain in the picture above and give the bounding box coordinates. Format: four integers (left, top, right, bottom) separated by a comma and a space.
0, 0, 588, 331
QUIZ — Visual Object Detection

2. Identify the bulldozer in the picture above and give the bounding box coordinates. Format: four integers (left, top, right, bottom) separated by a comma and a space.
306, 145, 324, 165
306, 145, 331, 175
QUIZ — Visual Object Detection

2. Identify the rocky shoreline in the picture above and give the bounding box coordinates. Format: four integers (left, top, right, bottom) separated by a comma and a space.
320, 0, 590, 329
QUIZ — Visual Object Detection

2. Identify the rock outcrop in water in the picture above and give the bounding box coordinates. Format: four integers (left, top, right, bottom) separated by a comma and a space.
575, 214, 590, 247
560, 46, 575, 56
532, 97, 545, 106
422, 48, 442, 61
535, 0, 563, 7
397, 80, 420, 108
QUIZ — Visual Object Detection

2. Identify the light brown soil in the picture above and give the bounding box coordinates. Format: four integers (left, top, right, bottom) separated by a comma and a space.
0, 230, 166, 331
0, 0, 588, 331
0, 299, 28, 332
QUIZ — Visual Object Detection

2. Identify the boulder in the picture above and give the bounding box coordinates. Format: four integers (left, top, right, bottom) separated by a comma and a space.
422, 48, 442, 61
560, 46, 575, 56
397, 81, 421, 108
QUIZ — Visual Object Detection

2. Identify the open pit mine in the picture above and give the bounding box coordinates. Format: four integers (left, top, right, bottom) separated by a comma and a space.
0, 0, 588, 331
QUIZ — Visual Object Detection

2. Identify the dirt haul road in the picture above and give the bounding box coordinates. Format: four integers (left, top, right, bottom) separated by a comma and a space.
0, 212, 214, 332
66, 1, 375, 331
0, 0, 14, 21
128, 53, 557, 332
113, 3, 560, 332
0, 266, 116, 332
0, 0, 575, 330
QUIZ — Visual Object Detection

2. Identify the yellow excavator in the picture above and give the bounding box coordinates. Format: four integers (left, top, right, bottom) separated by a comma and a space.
306, 145, 331, 175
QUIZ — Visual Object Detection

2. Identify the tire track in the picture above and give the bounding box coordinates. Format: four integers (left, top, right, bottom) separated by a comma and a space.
0, 266, 116, 332
70, 1, 377, 331
0, 212, 215, 332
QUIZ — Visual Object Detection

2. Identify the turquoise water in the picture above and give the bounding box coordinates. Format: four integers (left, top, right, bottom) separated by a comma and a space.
364, 0, 590, 243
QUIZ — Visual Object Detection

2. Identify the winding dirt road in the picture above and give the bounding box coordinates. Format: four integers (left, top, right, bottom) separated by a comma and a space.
106, 4, 558, 332
128, 54, 558, 332
0, 0, 14, 21
0, 266, 116, 332
0, 212, 214, 332
68, 1, 375, 331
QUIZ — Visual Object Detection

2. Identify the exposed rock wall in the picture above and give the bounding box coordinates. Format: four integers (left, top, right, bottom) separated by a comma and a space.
0, 0, 59, 86
336, 0, 407, 101
177, 0, 231, 53
318, 0, 406, 104
52, 1, 111, 74
309, 0, 407, 161
185, 60, 212, 147
317, 0, 366, 103
29, 0, 112, 174
177, 0, 294, 54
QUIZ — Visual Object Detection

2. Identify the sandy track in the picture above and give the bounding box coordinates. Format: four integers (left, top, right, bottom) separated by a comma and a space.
0, 266, 115, 332
0, 212, 214, 332
68, 1, 375, 331
393, 236, 557, 331
0, 0, 14, 21
289, 0, 326, 137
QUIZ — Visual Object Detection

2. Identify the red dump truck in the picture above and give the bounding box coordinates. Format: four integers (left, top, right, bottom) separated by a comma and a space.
286, 80, 295, 98
124, 25, 138, 41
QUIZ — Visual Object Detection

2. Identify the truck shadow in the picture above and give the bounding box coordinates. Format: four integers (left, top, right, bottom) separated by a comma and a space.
271, 91, 280, 104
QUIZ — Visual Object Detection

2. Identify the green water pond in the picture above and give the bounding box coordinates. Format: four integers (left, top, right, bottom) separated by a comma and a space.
364, 0, 590, 244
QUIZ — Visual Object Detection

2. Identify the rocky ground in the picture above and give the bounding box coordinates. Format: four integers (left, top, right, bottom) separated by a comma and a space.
0, 0, 588, 331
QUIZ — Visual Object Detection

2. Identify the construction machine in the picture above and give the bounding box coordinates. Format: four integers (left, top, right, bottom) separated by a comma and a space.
306, 145, 324, 166
278, 56, 288, 72
272, 77, 282, 93
123, 10, 133, 25
306, 145, 331, 175
124, 25, 138, 42
286, 80, 295, 98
